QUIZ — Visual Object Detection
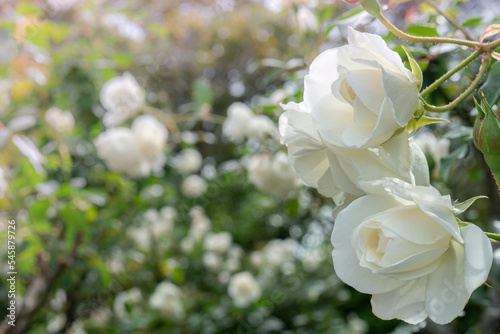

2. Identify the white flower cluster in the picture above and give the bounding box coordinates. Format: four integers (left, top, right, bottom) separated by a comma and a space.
94, 115, 168, 177
279, 28, 493, 324
126, 206, 177, 251
222, 102, 276, 142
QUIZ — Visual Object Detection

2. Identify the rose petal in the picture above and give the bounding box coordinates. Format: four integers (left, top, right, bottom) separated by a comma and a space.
461, 224, 493, 295
332, 195, 406, 294
371, 277, 427, 324
425, 238, 468, 324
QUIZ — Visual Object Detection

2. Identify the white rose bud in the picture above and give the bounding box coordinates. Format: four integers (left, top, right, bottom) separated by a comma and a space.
331, 178, 493, 324
100, 72, 145, 127
304, 28, 420, 148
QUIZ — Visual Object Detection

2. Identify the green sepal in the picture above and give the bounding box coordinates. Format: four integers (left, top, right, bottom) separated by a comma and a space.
453, 195, 488, 214
402, 46, 423, 90
407, 115, 450, 132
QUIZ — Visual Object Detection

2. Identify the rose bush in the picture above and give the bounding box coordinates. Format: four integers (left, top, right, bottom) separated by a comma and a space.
303, 28, 421, 148
331, 178, 493, 324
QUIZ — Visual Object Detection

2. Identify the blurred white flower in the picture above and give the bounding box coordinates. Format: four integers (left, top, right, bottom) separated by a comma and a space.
94, 127, 147, 177
102, 13, 146, 42
127, 226, 151, 250
45, 107, 75, 134
412, 130, 450, 179
189, 206, 211, 240
12, 135, 46, 175
203, 251, 222, 269
228, 271, 262, 307
8, 115, 36, 132
296, 6, 318, 32
204, 231, 233, 253
263, 238, 299, 270
94, 115, 167, 177
47, 313, 66, 333
222, 102, 253, 142
132, 115, 168, 172
0, 167, 8, 198
113, 288, 142, 319
172, 148, 203, 174
100, 72, 145, 127
149, 281, 185, 319
181, 174, 207, 198
247, 115, 277, 139
247, 152, 301, 196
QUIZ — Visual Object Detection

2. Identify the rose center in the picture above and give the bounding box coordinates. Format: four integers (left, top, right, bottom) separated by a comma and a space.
339, 79, 357, 104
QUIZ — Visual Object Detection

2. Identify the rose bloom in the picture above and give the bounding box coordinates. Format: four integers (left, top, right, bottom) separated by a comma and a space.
100, 72, 145, 127
227, 271, 262, 307
44, 107, 75, 133
331, 178, 493, 324
279, 101, 428, 207
172, 148, 203, 175
304, 28, 420, 149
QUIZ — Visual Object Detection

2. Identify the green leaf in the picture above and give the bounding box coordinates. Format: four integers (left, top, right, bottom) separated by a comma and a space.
60, 205, 87, 245
192, 77, 214, 108
406, 25, 439, 37
16, 1, 43, 16
462, 18, 482, 28
29, 199, 51, 221
479, 60, 500, 105
408, 115, 450, 132
453, 195, 488, 214
338, 8, 364, 21
402, 46, 423, 89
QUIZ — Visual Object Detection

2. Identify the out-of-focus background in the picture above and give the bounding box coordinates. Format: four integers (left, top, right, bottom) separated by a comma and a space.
0, 0, 499, 333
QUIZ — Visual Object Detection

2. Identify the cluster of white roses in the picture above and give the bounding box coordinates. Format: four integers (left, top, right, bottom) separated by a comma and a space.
279, 28, 493, 324
94, 73, 168, 177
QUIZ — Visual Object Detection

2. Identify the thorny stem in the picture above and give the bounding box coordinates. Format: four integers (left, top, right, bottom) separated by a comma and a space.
422, 55, 491, 113
376, 14, 480, 48
423, 0, 475, 41
420, 49, 483, 98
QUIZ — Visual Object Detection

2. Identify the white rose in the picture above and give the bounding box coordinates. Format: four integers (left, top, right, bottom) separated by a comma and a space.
94, 127, 147, 177
304, 28, 421, 148
132, 115, 168, 172
331, 178, 493, 324
45, 107, 75, 133
222, 102, 254, 142
279, 101, 429, 207
227, 271, 262, 307
100, 72, 145, 127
